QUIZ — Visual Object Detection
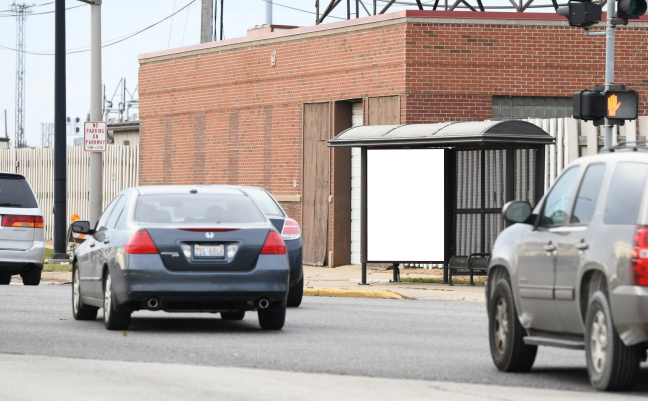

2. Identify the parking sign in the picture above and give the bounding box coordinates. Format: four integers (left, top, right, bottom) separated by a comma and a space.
84, 121, 107, 152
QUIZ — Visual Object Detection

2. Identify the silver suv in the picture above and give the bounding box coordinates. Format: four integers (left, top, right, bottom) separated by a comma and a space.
487, 147, 648, 391
0, 173, 45, 286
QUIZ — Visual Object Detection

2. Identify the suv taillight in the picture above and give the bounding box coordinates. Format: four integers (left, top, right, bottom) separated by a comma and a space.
281, 218, 301, 240
260, 231, 287, 255
123, 230, 158, 255
632, 226, 648, 286
1, 215, 43, 228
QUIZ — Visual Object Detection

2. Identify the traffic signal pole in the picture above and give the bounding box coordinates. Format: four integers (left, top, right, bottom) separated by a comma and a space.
604, 0, 617, 149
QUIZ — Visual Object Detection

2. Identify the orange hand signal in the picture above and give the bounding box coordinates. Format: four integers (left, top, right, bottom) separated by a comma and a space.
608, 94, 622, 117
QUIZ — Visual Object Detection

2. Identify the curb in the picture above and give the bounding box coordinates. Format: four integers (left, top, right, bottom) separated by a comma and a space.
304, 287, 406, 300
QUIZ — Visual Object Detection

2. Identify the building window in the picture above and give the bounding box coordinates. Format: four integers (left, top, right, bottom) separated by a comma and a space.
124, 140, 130, 146
492, 96, 572, 120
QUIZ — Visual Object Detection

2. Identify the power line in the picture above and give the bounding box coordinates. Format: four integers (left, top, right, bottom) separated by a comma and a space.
0, 0, 199, 56
167, 0, 178, 49
0, 1, 54, 13
259, 0, 344, 19
0, 3, 86, 17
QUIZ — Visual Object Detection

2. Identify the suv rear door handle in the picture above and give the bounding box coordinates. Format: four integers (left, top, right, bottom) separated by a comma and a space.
543, 243, 556, 252
575, 242, 589, 250
103, 239, 110, 244
89, 242, 96, 248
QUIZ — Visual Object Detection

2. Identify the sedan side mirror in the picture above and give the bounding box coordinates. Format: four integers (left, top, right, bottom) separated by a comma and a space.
71, 220, 92, 234
502, 201, 532, 224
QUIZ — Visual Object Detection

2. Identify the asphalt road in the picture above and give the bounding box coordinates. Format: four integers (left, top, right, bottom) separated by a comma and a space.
1, 284, 646, 397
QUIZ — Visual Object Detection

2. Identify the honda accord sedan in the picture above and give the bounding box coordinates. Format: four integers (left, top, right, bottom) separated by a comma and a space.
70, 186, 290, 331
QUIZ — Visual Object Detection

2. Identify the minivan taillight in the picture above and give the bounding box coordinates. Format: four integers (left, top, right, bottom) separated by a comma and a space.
281, 218, 301, 240
632, 226, 648, 286
123, 230, 158, 255
260, 231, 287, 255
1, 215, 43, 228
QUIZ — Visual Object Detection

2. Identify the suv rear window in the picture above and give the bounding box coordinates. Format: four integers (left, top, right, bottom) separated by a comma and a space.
134, 194, 265, 224
604, 162, 648, 225
0, 175, 38, 208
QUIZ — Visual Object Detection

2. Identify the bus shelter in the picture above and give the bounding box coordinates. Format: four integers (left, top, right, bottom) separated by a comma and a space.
328, 120, 555, 284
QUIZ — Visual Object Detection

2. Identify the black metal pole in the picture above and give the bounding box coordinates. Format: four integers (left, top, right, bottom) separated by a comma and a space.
220, 0, 224, 40
52, 0, 67, 259
360, 147, 368, 285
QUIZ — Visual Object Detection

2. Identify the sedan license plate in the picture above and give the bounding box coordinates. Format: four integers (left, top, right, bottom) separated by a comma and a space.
194, 244, 225, 258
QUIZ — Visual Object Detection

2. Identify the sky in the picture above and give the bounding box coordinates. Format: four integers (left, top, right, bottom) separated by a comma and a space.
0, 0, 557, 148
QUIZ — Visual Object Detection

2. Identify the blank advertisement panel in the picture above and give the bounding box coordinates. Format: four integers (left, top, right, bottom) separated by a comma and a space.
367, 149, 444, 262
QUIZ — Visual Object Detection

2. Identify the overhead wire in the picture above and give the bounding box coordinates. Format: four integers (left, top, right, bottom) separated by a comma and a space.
0, 1, 54, 13
0, 3, 86, 17
167, 0, 178, 49
0, 0, 198, 55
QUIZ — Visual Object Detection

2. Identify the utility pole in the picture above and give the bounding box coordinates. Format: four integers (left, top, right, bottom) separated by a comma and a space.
78, 0, 104, 227
265, 0, 272, 24
52, 0, 68, 260
603, 0, 616, 149
201, 0, 213, 43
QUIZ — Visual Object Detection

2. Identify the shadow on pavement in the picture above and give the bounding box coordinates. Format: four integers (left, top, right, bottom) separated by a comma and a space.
530, 366, 648, 393
123, 315, 271, 334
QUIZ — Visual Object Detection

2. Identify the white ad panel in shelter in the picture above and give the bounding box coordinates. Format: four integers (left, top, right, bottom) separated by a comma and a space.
367, 148, 444, 262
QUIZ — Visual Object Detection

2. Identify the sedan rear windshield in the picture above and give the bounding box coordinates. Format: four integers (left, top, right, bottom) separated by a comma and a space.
134, 194, 265, 224
0, 175, 38, 208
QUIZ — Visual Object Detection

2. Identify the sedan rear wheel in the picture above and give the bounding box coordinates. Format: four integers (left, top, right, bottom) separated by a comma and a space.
72, 264, 98, 321
0, 274, 11, 285
287, 276, 303, 307
103, 271, 131, 331
258, 301, 286, 330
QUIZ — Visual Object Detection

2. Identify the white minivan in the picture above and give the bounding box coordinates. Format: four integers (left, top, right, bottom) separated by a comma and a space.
0, 173, 45, 285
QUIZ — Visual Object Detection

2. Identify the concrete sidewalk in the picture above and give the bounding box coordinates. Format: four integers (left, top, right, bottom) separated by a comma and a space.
31, 264, 486, 303
304, 265, 485, 303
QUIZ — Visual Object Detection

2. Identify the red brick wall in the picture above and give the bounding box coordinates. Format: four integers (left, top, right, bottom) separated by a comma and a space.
139, 14, 648, 265
403, 22, 648, 121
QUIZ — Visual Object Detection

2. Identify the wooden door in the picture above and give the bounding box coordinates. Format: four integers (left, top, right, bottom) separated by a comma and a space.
302, 103, 330, 266
368, 96, 400, 125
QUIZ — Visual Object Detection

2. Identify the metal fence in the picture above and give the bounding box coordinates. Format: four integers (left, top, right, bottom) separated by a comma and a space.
0, 146, 139, 240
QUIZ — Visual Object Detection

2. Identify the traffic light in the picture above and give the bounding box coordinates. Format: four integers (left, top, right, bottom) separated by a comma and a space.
573, 90, 606, 122
605, 90, 639, 121
573, 88, 639, 124
557, 1, 602, 28
618, 0, 647, 19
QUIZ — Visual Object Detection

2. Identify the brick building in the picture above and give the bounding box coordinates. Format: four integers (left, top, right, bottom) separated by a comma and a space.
138, 10, 648, 267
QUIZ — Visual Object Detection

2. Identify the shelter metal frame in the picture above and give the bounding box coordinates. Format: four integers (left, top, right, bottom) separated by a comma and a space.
328, 120, 554, 284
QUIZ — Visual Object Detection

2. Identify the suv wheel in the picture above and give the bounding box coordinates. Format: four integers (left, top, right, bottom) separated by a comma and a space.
21, 270, 41, 286
287, 276, 303, 307
103, 271, 131, 331
488, 278, 537, 372
258, 301, 286, 330
72, 264, 98, 320
0, 274, 11, 285
585, 291, 641, 391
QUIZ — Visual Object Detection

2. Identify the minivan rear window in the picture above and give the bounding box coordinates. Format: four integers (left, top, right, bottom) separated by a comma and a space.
0, 175, 38, 208
134, 194, 265, 224
604, 162, 648, 225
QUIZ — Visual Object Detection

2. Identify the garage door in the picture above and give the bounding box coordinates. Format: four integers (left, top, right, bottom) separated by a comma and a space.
350, 102, 363, 264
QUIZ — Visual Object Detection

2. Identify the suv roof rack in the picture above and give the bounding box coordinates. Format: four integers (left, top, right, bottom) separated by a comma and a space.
599, 141, 648, 153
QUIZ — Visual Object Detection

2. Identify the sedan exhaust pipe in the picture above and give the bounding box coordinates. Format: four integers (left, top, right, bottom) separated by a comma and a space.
258, 298, 270, 309
147, 297, 160, 310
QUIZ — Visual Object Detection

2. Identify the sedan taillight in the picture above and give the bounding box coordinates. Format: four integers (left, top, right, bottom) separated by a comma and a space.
260, 231, 286, 255
123, 230, 158, 255
632, 226, 648, 286
281, 218, 301, 240
1, 215, 43, 228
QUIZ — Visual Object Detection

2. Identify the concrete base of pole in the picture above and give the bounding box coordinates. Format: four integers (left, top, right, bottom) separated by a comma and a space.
50, 253, 70, 260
